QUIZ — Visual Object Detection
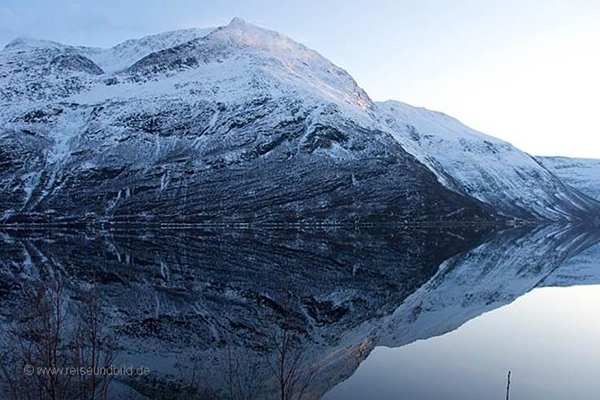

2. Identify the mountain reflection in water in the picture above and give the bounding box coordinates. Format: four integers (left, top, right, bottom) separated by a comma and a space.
0, 224, 599, 399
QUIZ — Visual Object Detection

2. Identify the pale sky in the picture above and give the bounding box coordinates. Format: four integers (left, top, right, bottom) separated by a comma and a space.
1, 0, 599, 158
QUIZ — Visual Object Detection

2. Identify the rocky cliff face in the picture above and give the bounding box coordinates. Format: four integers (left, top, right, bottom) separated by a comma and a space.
1, 18, 598, 224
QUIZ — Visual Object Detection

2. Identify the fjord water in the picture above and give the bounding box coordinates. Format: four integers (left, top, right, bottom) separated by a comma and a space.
325, 285, 600, 400
1, 224, 599, 399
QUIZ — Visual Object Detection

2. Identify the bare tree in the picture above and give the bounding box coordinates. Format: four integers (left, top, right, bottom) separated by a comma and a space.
0, 278, 119, 400
263, 289, 320, 400
222, 345, 264, 400
72, 287, 119, 400
0, 278, 75, 400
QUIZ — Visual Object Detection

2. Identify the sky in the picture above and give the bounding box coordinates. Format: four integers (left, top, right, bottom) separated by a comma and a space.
1, 0, 599, 158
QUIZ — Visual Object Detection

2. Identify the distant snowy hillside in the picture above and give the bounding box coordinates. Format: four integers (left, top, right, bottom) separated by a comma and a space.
376, 101, 600, 220
537, 157, 600, 201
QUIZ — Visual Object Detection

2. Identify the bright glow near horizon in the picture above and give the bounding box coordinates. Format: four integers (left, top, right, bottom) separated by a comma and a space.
1, 0, 599, 158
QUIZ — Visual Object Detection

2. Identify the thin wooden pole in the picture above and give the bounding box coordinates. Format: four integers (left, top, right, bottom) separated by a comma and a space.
506, 371, 511, 400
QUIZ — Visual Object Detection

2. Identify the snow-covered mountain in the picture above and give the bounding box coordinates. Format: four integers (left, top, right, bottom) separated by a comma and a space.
537, 156, 600, 202
0, 18, 598, 223
0, 18, 492, 224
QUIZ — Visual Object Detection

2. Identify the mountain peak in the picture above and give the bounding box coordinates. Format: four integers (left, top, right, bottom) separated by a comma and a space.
4, 36, 64, 51
212, 17, 297, 52
228, 17, 248, 27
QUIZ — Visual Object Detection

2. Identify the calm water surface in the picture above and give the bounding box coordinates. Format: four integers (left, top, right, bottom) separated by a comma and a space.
1, 224, 599, 399
325, 285, 600, 400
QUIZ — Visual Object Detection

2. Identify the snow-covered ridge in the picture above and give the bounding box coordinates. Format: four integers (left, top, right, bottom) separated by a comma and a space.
376, 100, 600, 220
120, 17, 373, 114
1, 18, 371, 115
3, 27, 215, 73
79, 27, 215, 73
4, 37, 67, 50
